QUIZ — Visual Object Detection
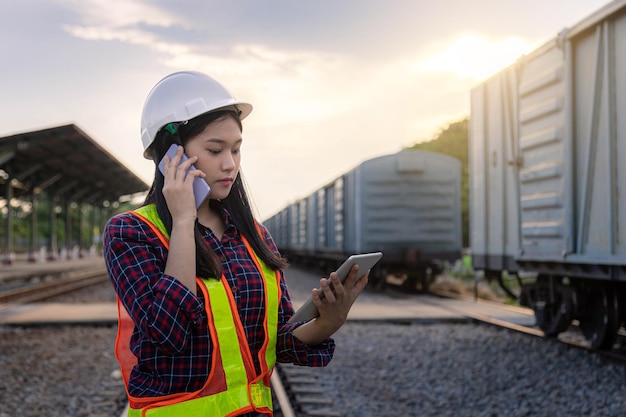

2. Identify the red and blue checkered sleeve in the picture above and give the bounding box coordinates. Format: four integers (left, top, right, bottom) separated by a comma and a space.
276, 289, 336, 366
103, 212, 207, 354
257, 223, 336, 366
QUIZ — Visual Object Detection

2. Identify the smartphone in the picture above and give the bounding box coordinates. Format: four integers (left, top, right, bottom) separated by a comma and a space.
158, 144, 211, 208
288, 252, 383, 323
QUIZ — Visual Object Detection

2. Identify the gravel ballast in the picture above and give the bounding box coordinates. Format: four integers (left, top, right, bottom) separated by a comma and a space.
1, 268, 625, 417
0, 324, 125, 417
325, 322, 626, 416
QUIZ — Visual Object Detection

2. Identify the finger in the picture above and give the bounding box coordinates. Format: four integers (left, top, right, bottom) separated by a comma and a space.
329, 272, 344, 297
354, 270, 370, 291
311, 288, 323, 307
174, 156, 193, 179
162, 155, 171, 175
172, 155, 199, 186
163, 147, 183, 179
178, 154, 198, 172
343, 264, 360, 287
170, 146, 184, 168
183, 168, 206, 185
165, 146, 185, 178
312, 287, 321, 299
319, 277, 336, 302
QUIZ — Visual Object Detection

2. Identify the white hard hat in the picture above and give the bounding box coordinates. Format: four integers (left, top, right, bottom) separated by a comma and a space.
140, 71, 253, 159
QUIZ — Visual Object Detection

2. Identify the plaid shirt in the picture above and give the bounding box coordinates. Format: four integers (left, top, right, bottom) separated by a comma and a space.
103, 207, 334, 408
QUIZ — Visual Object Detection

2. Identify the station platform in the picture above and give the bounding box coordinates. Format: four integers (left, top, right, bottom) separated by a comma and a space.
0, 302, 117, 325
0, 255, 105, 282
0, 296, 464, 326
0, 292, 535, 327
0, 263, 536, 327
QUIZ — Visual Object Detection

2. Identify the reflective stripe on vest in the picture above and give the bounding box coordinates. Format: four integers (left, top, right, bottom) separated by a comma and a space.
116, 204, 280, 417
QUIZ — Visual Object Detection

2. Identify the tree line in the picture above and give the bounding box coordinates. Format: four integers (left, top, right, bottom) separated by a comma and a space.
406, 117, 469, 247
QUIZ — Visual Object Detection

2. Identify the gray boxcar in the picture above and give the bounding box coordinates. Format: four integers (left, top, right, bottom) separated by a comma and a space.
469, 0, 626, 349
265, 149, 462, 290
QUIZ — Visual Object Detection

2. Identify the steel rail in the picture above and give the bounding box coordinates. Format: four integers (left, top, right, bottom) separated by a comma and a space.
271, 367, 297, 417
428, 288, 626, 364
0, 268, 108, 304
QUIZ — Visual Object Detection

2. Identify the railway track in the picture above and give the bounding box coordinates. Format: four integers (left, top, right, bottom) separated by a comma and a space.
0, 266, 109, 304
427, 287, 626, 364
272, 363, 340, 417
3, 264, 623, 415
273, 281, 626, 415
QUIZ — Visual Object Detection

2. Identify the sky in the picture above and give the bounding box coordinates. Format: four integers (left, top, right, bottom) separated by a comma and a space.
0, 0, 614, 220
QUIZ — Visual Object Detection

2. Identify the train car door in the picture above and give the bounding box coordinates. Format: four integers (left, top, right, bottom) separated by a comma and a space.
469, 65, 521, 273
516, 39, 573, 261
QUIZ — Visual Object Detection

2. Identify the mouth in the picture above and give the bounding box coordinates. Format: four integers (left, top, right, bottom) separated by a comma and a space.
217, 178, 234, 186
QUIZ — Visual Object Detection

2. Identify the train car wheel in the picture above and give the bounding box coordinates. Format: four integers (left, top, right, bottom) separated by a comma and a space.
535, 297, 573, 337
578, 284, 620, 350
403, 269, 428, 293
527, 275, 573, 337
369, 267, 387, 291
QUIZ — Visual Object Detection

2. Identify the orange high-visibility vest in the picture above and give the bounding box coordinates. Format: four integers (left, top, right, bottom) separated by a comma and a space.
115, 204, 281, 417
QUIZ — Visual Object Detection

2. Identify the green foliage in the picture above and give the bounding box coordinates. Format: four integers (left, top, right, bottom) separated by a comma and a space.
406, 118, 469, 246
0, 191, 144, 253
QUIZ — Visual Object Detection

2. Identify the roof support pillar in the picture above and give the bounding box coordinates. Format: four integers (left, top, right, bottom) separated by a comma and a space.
27, 190, 39, 262
77, 202, 85, 257
88, 204, 97, 256
47, 195, 58, 261
94, 204, 105, 254
64, 198, 73, 260
2, 180, 14, 264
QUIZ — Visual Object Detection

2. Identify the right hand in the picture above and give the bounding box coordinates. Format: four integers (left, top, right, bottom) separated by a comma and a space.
161, 145, 206, 223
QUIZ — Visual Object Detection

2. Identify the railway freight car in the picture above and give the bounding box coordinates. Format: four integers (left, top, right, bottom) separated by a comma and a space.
469, 0, 626, 349
264, 149, 463, 291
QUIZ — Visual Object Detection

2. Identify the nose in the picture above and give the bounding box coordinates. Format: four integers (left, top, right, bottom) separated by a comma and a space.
221, 152, 236, 171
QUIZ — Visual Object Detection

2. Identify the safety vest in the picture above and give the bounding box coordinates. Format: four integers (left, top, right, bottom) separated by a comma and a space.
114, 204, 281, 417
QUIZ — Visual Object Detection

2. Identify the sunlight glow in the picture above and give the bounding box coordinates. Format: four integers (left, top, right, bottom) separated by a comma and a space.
414, 33, 535, 81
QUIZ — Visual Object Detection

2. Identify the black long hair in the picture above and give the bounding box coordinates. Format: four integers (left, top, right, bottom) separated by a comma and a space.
144, 109, 288, 279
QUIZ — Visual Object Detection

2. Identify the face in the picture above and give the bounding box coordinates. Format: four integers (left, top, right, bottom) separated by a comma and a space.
183, 115, 242, 201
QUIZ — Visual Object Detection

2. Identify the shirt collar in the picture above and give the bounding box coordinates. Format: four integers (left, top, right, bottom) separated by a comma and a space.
199, 204, 238, 239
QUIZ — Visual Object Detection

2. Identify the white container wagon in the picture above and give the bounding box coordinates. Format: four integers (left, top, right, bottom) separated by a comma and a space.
265, 149, 462, 291
469, 0, 626, 349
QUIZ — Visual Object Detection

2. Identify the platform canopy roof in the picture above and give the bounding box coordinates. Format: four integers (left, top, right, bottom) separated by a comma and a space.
0, 124, 149, 204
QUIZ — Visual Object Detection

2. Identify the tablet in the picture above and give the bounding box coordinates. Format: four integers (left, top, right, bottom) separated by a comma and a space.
288, 252, 383, 323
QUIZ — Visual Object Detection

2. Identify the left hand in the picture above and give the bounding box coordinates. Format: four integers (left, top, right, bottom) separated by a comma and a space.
292, 264, 369, 346
312, 264, 369, 334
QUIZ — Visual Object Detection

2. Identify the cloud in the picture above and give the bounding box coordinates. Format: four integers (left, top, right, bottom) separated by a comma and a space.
41, 0, 598, 221
59, 0, 200, 58
57, 1, 526, 137
58, 0, 181, 28
58, 0, 365, 127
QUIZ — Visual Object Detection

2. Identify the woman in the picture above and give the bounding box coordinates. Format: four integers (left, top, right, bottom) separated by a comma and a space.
103, 70, 369, 417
